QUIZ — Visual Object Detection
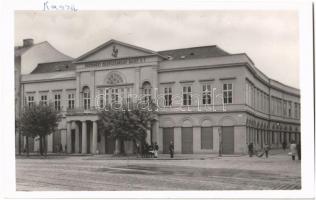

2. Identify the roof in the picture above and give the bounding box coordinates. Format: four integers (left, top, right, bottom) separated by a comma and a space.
14, 46, 33, 57
74, 39, 166, 62
158, 45, 230, 60
31, 60, 75, 74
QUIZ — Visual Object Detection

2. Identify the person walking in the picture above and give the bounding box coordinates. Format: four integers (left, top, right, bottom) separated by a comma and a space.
282, 141, 287, 151
263, 143, 270, 158
289, 140, 297, 160
296, 142, 301, 160
169, 141, 174, 158
248, 142, 254, 157
154, 142, 159, 158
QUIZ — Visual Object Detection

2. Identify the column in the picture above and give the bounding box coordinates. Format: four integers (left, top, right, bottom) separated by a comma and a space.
193, 127, 201, 153
135, 67, 140, 96
72, 121, 80, 153
47, 134, 53, 152
92, 120, 98, 154
174, 127, 181, 153
81, 121, 87, 154
158, 127, 163, 153
213, 127, 219, 152
146, 128, 151, 144
152, 120, 159, 143
114, 139, 121, 155
66, 121, 72, 153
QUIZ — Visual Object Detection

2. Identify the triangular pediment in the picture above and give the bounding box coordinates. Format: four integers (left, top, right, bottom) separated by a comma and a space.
75, 39, 161, 63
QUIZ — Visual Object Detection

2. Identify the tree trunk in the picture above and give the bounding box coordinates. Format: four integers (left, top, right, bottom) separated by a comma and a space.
44, 135, 47, 158
26, 136, 29, 157
39, 136, 43, 156
18, 131, 21, 155
120, 139, 125, 155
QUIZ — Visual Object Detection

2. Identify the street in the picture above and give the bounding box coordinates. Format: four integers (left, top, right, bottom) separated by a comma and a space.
16, 152, 301, 191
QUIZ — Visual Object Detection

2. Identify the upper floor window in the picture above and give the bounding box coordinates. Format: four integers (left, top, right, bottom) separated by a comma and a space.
68, 93, 75, 110
202, 84, 211, 105
27, 95, 35, 107
40, 94, 47, 106
142, 82, 152, 103
54, 93, 61, 111
98, 89, 104, 109
182, 85, 192, 106
294, 103, 300, 119
83, 87, 90, 110
283, 101, 287, 116
164, 87, 172, 107
223, 83, 232, 104
288, 101, 292, 118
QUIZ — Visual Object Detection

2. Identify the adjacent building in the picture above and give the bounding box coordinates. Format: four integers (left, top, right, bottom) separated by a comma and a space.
15, 39, 72, 153
17, 39, 300, 155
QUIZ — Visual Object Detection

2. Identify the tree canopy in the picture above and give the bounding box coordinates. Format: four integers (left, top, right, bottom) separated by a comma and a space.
18, 103, 61, 156
98, 101, 157, 153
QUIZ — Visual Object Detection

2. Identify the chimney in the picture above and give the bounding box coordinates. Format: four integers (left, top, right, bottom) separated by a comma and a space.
23, 38, 34, 47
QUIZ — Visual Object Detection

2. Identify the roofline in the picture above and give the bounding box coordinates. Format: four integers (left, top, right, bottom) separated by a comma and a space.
158, 44, 230, 54
74, 39, 167, 62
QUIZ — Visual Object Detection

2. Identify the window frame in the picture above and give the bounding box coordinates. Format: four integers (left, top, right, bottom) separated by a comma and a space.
223, 83, 233, 104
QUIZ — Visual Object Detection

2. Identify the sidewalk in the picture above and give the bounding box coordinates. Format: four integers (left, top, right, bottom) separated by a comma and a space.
16, 148, 293, 160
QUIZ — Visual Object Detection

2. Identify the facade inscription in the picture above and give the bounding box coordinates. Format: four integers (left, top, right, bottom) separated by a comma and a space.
85, 57, 146, 68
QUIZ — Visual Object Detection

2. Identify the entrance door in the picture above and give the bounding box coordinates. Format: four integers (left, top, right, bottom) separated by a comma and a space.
105, 136, 115, 154
71, 130, 75, 153
222, 126, 234, 154
181, 127, 193, 154
53, 130, 61, 153
163, 128, 174, 154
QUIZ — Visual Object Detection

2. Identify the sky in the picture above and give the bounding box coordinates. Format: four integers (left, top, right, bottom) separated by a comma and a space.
15, 11, 299, 88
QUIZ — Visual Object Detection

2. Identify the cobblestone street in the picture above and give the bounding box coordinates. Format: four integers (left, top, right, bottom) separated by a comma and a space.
16, 151, 301, 191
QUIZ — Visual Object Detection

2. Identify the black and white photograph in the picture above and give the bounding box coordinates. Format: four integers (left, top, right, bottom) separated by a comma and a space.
0, 1, 315, 199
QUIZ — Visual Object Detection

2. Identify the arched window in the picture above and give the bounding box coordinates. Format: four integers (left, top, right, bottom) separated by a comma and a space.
106, 72, 124, 85
83, 86, 90, 110
142, 81, 151, 103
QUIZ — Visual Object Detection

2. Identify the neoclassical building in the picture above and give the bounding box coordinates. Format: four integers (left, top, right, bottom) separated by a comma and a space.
17, 39, 300, 155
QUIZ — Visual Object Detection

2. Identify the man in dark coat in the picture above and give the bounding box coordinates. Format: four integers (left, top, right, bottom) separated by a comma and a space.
296, 142, 301, 160
282, 141, 287, 151
169, 141, 174, 158
248, 142, 254, 157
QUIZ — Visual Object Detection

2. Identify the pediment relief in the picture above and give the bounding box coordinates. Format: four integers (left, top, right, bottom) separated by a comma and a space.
75, 39, 158, 63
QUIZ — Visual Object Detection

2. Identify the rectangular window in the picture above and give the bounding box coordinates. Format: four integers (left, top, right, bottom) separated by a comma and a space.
68, 93, 75, 109
288, 101, 292, 118
164, 87, 172, 106
126, 88, 132, 104
27, 95, 34, 107
40, 94, 47, 105
201, 127, 213, 149
111, 88, 119, 104
202, 84, 212, 105
54, 93, 61, 111
182, 85, 192, 106
283, 101, 287, 116
83, 90, 90, 110
294, 103, 299, 119
223, 83, 232, 104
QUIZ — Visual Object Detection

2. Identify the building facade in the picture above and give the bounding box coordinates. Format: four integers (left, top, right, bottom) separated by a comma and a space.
18, 39, 301, 155
15, 39, 72, 153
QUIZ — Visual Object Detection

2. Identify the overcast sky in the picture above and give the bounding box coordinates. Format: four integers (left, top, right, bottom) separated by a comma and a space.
15, 11, 299, 88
